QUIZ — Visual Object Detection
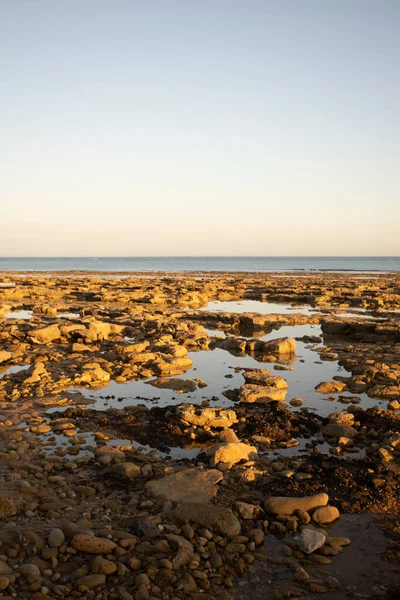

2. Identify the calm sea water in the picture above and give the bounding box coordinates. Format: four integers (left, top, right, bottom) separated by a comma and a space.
0, 257, 399, 272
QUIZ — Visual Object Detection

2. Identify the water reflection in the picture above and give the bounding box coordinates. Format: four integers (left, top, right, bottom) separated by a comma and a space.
4, 310, 33, 320
0, 364, 29, 379
204, 300, 317, 315
66, 324, 378, 417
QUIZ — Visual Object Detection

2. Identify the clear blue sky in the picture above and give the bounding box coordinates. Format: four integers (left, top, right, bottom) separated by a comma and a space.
1, 0, 399, 256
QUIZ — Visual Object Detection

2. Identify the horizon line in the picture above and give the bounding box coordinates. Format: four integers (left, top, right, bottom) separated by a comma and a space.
0, 255, 399, 259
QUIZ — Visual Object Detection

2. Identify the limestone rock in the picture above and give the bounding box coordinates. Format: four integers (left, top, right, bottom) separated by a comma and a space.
243, 370, 288, 388
149, 378, 196, 392
0, 351, 12, 364
18, 563, 41, 577
218, 338, 247, 353
110, 462, 141, 479
323, 423, 357, 439
329, 412, 355, 426
84, 320, 112, 341
177, 404, 238, 428
24, 361, 48, 384
265, 493, 329, 515
298, 528, 326, 554
30, 324, 61, 344
312, 506, 340, 525
0, 496, 17, 518
236, 501, 261, 520
262, 337, 296, 354
95, 446, 125, 463
238, 384, 287, 403
218, 429, 240, 443
165, 534, 194, 568
208, 442, 257, 466
145, 468, 223, 504
71, 534, 117, 554
91, 556, 117, 575
72, 342, 92, 353
155, 356, 193, 376
75, 362, 110, 385
167, 503, 241, 537
0, 560, 12, 575
48, 528, 65, 548
0, 576, 9, 591
315, 381, 347, 394
76, 574, 106, 588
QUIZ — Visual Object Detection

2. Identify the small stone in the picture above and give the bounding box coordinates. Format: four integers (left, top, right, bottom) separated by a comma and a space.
91, 556, 117, 575
211, 553, 223, 568
159, 558, 173, 569
294, 509, 311, 524
76, 573, 106, 589
209, 442, 257, 467
111, 462, 141, 479
0, 576, 9, 591
310, 554, 331, 565
388, 400, 400, 410
18, 563, 41, 577
294, 567, 309, 582
71, 534, 117, 554
0, 560, 12, 575
128, 558, 142, 571
0, 497, 17, 517
219, 429, 240, 443
379, 448, 394, 462
290, 397, 303, 407
312, 506, 340, 525
247, 529, 264, 546
326, 576, 340, 589
315, 381, 346, 394
298, 529, 326, 554
48, 528, 65, 548
236, 502, 260, 520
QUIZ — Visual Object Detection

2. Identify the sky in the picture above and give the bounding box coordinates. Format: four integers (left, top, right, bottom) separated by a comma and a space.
1, 0, 399, 257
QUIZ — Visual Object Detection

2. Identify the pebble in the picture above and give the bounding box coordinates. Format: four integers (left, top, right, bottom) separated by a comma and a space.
71, 534, 117, 554
76, 573, 106, 588
0, 560, 12, 575
294, 566, 309, 582
247, 529, 265, 546
48, 528, 65, 548
0, 576, 9, 591
18, 563, 41, 577
326, 576, 340, 589
290, 397, 303, 406
91, 556, 117, 574
211, 553, 223, 568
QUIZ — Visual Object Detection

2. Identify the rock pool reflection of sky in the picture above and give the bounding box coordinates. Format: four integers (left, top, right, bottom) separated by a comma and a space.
69, 323, 378, 417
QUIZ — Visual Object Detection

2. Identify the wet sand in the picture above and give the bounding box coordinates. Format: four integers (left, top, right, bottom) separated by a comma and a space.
0, 272, 399, 599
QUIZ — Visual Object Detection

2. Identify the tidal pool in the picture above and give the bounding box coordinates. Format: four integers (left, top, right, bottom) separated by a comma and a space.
203, 300, 317, 315
0, 364, 29, 380
67, 324, 378, 417
4, 310, 33, 320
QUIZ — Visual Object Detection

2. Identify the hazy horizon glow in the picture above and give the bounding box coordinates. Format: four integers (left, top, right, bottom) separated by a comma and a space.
1, 1, 399, 257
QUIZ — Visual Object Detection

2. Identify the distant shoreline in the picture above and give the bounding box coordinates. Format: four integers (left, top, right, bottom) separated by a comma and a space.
0, 256, 399, 274
1, 270, 399, 278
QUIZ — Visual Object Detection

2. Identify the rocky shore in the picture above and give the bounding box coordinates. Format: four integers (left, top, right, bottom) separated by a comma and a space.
0, 272, 399, 600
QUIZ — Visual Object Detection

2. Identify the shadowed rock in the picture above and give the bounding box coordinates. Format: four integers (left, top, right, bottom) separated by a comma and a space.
145, 468, 223, 504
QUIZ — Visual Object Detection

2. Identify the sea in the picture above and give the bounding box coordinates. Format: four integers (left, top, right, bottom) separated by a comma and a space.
0, 257, 399, 273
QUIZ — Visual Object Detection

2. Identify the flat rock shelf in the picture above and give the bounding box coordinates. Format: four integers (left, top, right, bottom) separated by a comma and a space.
0, 271, 399, 600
